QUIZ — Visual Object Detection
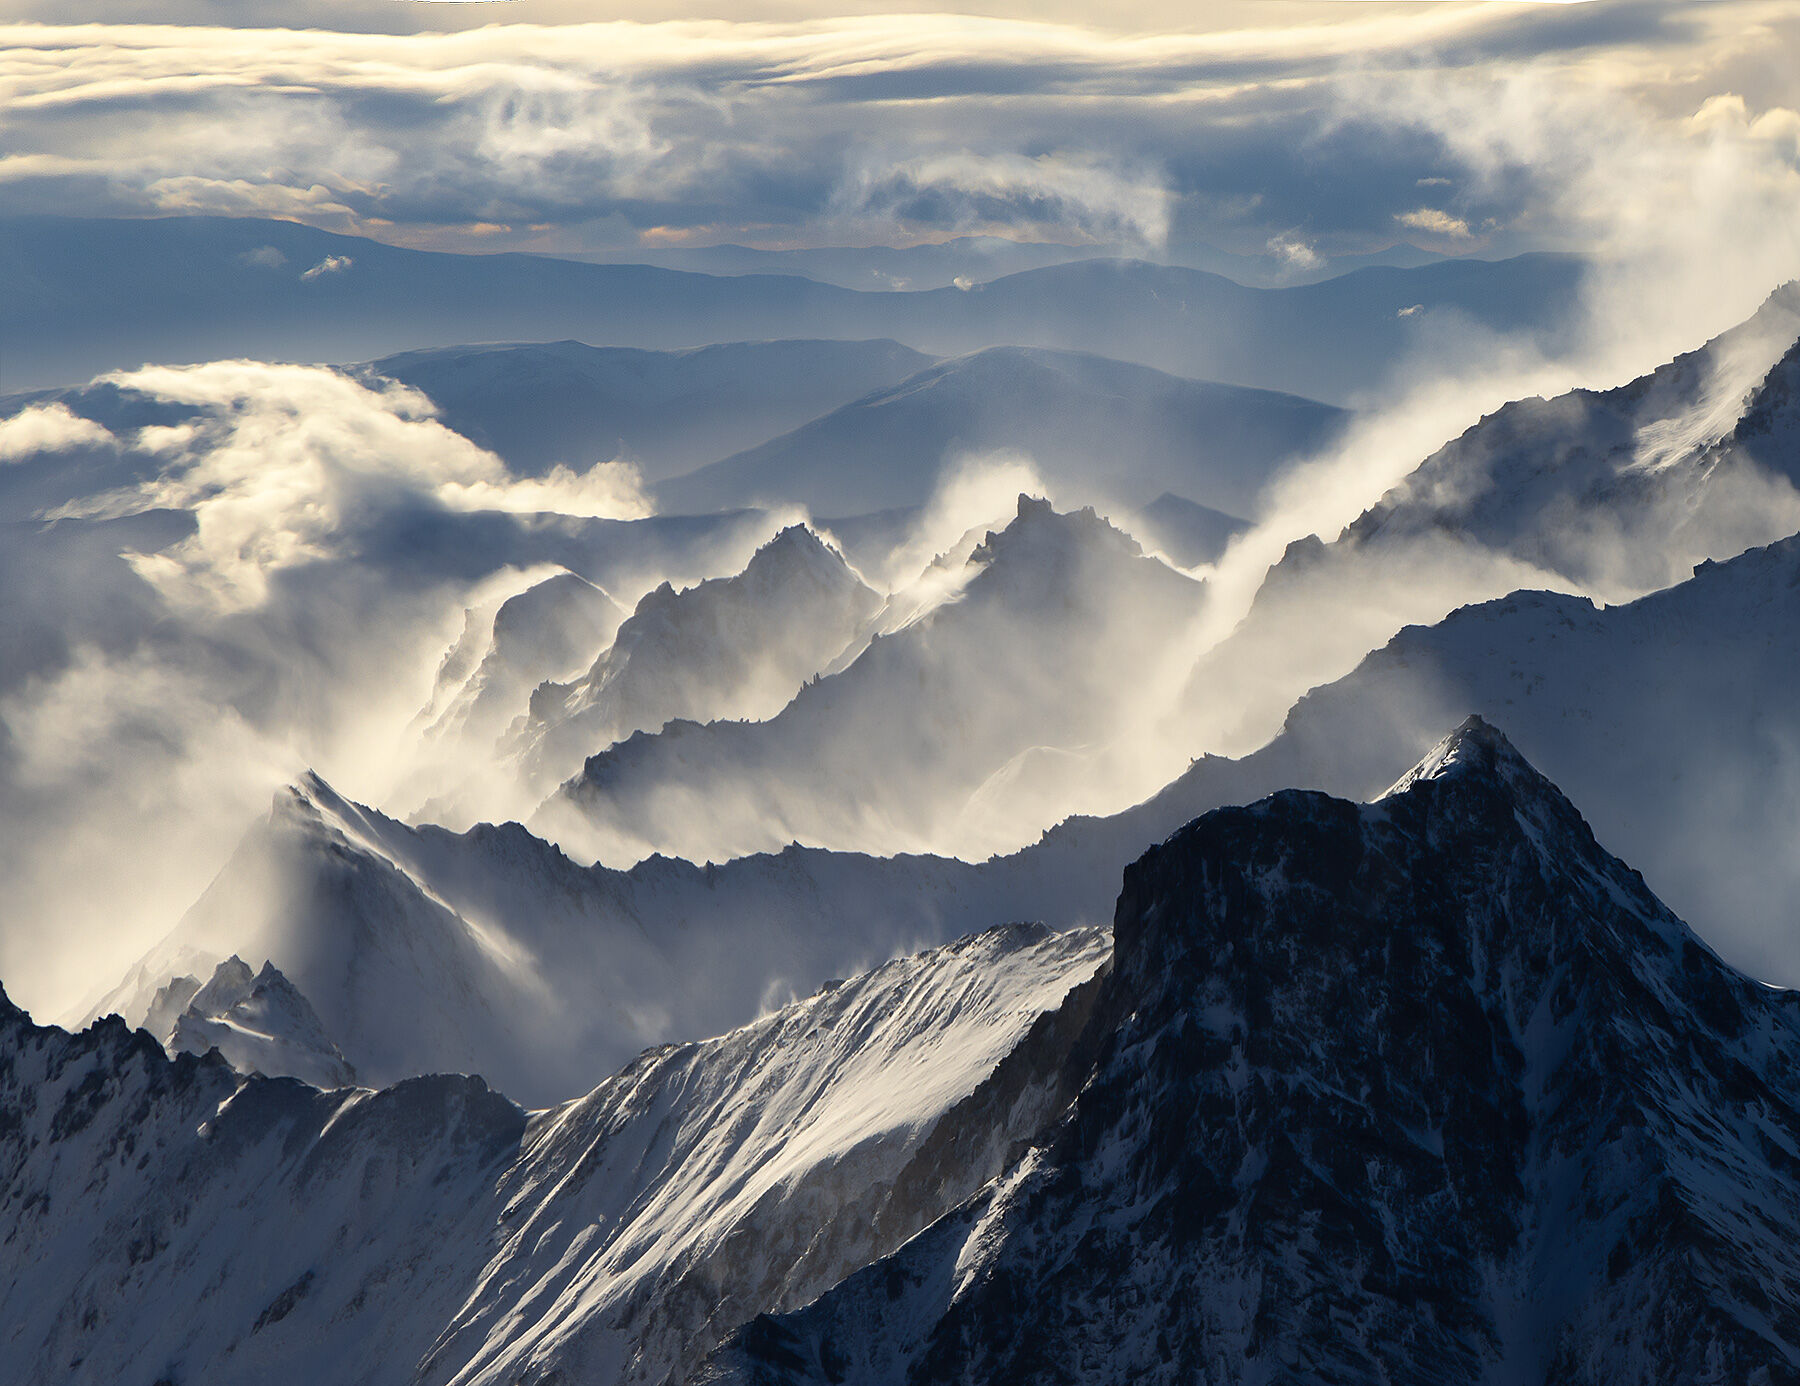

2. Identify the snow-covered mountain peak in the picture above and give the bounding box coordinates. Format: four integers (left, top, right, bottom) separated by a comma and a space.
186, 952, 256, 1016
711, 730, 1800, 1384
960, 493, 1171, 612
1342, 288, 1800, 568
739, 521, 860, 591
168, 955, 357, 1089
1378, 712, 1535, 800
970, 491, 1140, 562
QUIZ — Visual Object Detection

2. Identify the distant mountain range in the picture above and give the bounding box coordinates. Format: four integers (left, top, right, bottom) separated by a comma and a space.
536, 496, 1207, 865
81, 502, 1800, 1111
575, 232, 1447, 292
360, 338, 934, 482
1, 215, 1584, 402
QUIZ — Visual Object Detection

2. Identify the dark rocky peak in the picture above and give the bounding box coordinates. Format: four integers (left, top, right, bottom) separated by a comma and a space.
712, 720, 1800, 1384
1114, 716, 1702, 1035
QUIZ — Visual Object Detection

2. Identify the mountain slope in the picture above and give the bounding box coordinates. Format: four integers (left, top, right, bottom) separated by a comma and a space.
3, 923, 1107, 1386
363, 338, 934, 482
1167, 284, 1800, 761
99, 516, 1800, 1105
513, 525, 882, 801
534, 496, 1207, 865
707, 721, 1800, 1385
91, 768, 1102, 1105
1343, 282, 1800, 594
655, 347, 1346, 517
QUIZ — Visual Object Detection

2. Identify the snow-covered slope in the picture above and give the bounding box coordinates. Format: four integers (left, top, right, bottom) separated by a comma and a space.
512, 525, 881, 800
534, 496, 1207, 864
94, 765, 1113, 1104
162, 956, 356, 1089
706, 721, 1800, 1384
363, 338, 934, 482
655, 346, 1346, 518
100, 517, 1800, 1103
1345, 282, 1800, 594
1169, 285, 1800, 759
3, 922, 1107, 1386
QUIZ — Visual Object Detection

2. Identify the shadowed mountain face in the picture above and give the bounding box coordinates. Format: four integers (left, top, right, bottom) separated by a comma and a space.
1, 215, 1583, 402
705, 720, 1800, 1386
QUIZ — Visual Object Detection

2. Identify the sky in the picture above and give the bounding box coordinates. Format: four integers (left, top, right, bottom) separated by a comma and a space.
2, 1, 1796, 262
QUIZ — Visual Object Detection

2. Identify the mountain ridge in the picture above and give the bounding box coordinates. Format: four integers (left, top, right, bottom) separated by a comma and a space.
705, 718, 1800, 1384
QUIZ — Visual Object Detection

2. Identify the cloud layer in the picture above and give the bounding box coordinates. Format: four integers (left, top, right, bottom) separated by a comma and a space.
2, 3, 1794, 265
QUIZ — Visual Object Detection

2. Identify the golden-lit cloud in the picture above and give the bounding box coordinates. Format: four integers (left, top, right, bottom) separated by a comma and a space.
0, 3, 1791, 259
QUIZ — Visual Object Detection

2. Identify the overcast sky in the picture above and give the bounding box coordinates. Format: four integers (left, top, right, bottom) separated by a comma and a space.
2, 1, 1797, 264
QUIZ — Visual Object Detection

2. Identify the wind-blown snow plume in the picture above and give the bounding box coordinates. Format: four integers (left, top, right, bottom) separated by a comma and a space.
0, 361, 778, 1019
0, 403, 115, 461
1116, 63, 1800, 776
873, 448, 1048, 593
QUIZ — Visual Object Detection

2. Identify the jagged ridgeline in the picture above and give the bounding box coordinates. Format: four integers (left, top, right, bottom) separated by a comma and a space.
8, 721, 1800, 1382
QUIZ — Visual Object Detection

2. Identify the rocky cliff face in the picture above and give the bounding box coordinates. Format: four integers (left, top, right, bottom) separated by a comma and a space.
708, 719, 1800, 1385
